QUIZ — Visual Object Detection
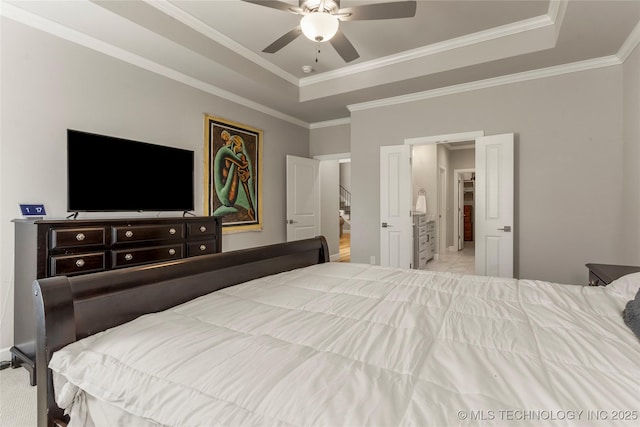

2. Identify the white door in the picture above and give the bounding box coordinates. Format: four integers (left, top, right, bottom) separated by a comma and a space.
286, 155, 320, 241
475, 134, 514, 277
380, 145, 412, 268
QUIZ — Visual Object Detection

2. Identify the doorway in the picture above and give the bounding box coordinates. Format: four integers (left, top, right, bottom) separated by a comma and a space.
400, 132, 514, 277
411, 141, 476, 274
315, 153, 351, 262
339, 159, 351, 262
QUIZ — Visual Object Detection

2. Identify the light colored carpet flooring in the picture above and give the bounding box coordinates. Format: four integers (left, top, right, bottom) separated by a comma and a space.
0, 367, 37, 427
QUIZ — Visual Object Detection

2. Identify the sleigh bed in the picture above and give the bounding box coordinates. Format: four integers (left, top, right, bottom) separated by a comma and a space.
34, 236, 640, 427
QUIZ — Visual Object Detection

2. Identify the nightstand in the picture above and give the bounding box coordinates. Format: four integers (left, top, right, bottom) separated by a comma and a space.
585, 263, 640, 286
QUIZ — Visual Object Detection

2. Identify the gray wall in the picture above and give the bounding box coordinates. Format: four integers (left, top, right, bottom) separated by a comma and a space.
0, 19, 309, 356
621, 44, 640, 263
310, 124, 350, 157
350, 65, 628, 285
450, 148, 475, 171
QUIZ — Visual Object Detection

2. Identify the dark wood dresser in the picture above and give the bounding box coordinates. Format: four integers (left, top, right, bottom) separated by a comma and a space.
586, 263, 640, 287
11, 216, 222, 385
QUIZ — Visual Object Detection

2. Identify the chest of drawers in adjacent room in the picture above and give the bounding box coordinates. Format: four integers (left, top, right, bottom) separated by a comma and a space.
413, 213, 435, 269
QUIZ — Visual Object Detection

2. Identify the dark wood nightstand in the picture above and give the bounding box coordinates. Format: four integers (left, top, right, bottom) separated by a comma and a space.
585, 263, 640, 286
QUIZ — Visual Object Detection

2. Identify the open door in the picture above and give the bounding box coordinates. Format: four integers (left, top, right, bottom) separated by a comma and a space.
286, 155, 320, 242
380, 145, 412, 268
475, 134, 514, 277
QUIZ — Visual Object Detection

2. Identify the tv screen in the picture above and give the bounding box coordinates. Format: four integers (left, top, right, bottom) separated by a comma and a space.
67, 130, 195, 212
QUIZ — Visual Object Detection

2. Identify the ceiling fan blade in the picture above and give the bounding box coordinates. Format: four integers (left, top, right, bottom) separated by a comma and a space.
263, 26, 303, 53
330, 30, 359, 63
242, 0, 303, 15
337, 1, 416, 21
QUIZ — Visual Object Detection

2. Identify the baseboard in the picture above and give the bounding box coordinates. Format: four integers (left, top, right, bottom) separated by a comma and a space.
0, 346, 11, 363
330, 253, 341, 262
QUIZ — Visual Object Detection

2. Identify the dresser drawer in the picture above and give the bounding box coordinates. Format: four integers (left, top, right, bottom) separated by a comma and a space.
187, 240, 218, 257
50, 227, 105, 249
417, 251, 429, 268
187, 222, 217, 237
50, 252, 106, 276
112, 244, 184, 268
112, 224, 184, 244
416, 236, 429, 250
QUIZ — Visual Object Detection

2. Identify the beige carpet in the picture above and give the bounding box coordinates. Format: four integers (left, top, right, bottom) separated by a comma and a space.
0, 367, 37, 427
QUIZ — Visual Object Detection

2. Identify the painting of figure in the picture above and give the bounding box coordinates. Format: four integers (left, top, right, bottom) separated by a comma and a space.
204, 115, 263, 232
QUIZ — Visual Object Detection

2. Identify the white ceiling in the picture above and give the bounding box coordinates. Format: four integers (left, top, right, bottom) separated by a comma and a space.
4, 0, 640, 126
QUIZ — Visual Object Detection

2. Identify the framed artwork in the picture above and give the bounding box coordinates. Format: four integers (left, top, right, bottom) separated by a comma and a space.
204, 114, 263, 233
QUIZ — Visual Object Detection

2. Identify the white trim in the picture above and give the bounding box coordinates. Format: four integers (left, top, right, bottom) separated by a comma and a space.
313, 152, 351, 161
144, 0, 299, 85
405, 131, 484, 146
548, 0, 568, 39
349, 56, 621, 112
0, 347, 10, 363
0, 2, 310, 129
309, 117, 351, 129
617, 20, 640, 62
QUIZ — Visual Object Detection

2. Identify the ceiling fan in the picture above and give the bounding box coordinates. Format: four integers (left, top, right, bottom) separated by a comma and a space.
242, 0, 417, 63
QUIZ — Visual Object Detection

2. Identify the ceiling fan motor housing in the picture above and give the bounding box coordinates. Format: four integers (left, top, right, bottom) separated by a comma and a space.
300, 0, 340, 14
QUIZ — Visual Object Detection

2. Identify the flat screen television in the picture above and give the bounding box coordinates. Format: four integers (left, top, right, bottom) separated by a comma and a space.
67, 129, 195, 212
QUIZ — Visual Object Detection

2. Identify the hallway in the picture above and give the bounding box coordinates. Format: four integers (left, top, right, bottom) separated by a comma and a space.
425, 242, 475, 274
339, 233, 350, 262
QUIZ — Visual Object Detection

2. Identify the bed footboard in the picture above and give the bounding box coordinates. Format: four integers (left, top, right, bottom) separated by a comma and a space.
33, 236, 329, 427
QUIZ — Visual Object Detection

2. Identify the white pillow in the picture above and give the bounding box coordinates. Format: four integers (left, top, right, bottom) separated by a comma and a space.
607, 272, 640, 300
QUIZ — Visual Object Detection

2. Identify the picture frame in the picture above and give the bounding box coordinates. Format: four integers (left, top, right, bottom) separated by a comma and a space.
204, 114, 263, 233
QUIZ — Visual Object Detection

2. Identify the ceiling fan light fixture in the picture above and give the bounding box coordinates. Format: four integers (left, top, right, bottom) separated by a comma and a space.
301, 11, 339, 42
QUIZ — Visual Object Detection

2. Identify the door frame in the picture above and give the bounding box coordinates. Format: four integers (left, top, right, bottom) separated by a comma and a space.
438, 166, 447, 255
314, 152, 351, 262
453, 168, 475, 251
405, 131, 484, 259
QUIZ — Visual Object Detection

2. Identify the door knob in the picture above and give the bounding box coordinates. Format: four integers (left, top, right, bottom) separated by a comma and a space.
286, 219, 298, 224
497, 226, 512, 232
381, 222, 393, 228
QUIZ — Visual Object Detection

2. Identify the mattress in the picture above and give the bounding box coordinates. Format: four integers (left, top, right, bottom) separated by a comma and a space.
49, 263, 640, 426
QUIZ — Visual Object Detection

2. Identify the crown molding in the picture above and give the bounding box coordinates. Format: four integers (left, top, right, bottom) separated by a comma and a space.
300, 13, 554, 87
348, 55, 622, 113
309, 118, 351, 129
617, 20, 640, 62
144, 0, 299, 86
0, 2, 309, 129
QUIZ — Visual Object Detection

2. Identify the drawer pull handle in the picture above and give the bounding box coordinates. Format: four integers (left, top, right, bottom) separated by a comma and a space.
75, 259, 85, 267
199, 226, 207, 232
124, 253, 133, 261
125, 231, 134, 238
168, 248, 176, 255
76, 233, 85, 241
199, 244, 206, 251
169, 228, 176, 235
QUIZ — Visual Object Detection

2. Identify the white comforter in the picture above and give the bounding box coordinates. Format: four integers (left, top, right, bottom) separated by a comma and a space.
50, 263, 640, 427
